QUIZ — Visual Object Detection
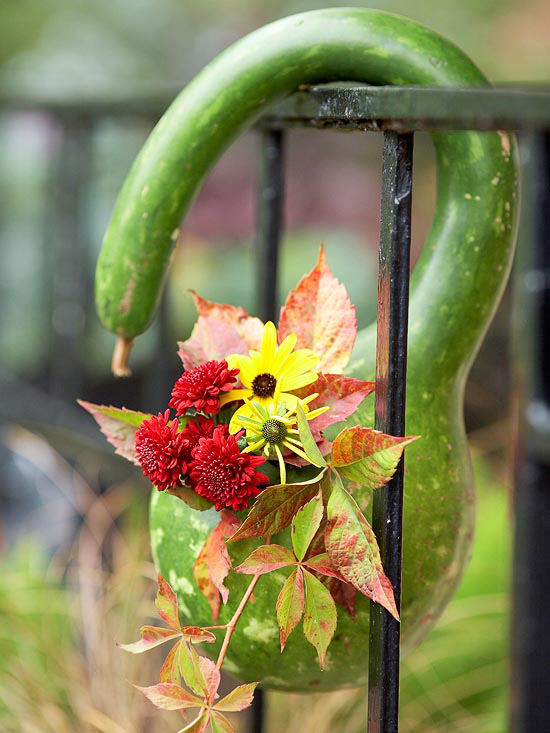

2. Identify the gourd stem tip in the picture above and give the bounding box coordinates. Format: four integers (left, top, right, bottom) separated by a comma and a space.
112, 336, 134, 377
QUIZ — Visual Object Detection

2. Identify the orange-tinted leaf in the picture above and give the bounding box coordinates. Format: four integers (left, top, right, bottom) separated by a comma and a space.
193, 542, 220, 622
325, 476, 399, 620
156, 574, 181, 631
197, 655, 221, 704
331, 427, 418, 488
117, 625, 181, 653
177, 709, 210, 733
323, 577, 357, 620
135, 682, 203, 711
215, 682, 258, 712
191, 292, 264, 351
278, 246, 357, 372
180, 626, 217, 644
234, 545, 295, 575
228, 473, 325, 542
291, 492, 323, 561
302, 568, 337, 669
178, 316, 248, 370
276, 567, 305, 651
160, 639, 182, 684
302, 553, 345, 581
77, 400, 150, 465
210, 712, 236, 733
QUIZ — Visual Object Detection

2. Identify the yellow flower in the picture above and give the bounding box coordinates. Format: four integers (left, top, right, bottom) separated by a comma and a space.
219, 321, 319, 410
230, 388, 329, 485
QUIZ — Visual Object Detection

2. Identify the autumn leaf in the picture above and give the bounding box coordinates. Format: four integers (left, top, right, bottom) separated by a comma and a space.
278, 246, 357, 373
135, 682, 203, 711
331, 427, 418, 488
323, 576, 357, 620
325, 474, 399, 619
193, 512, 241, 620
117, 625, 181, 653
302, 553, 345, 581
160, 639, 183, 684
291, 492, 324, 562
234, 545, 295, 575
77, 400, 150, 465
228, 473, 325, 542
276, 567, 305, 651
156, 573, 181, 630
177, 709, 210, 733
215, 682, 258, 712
179, 641, 219, 700
191, 291, 264, 351
210, 712, 235, 733
302, 568, 337, 669
178, 316, 248, 370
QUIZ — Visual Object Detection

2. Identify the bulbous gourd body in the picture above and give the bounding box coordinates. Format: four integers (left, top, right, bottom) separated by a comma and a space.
97, 9, 518, 691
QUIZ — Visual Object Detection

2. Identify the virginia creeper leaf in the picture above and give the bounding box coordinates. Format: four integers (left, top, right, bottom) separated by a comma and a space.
234, 545, 295, 575
180, 626, 217, 644
302, 568, 337, 669
179, 642, 210, 698
117, 625, 181, 653
324, 577, 357, 620
325, 476, 399, 619
291, 491, 324, 561
160, 639, 182, 684
193, 543, 220, 622
197, 654, 221, 704
156, 574, 181, 631
191, 291, 264, 351
178, 316, 248, 370
215, 682, 258, 712
177, 709, 210, 733
210, 712, 235, 733
77, 400, 150, 465
135, 682, 203, 711
276, 567, 305, 651
302, 553, 345, 581
228, 473, 325, 541
295, 402, 327, 468
278, 246, 357, 373
331, 427, 418, 488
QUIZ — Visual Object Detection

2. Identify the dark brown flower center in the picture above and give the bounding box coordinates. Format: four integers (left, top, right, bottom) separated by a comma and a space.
262, 419, 287, 444
252, 372, 277, 398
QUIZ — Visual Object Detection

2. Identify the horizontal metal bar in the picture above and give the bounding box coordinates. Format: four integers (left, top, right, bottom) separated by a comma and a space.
2, 85, 550, 131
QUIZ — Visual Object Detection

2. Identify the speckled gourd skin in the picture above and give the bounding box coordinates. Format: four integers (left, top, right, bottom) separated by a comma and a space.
98, 9, 518, 691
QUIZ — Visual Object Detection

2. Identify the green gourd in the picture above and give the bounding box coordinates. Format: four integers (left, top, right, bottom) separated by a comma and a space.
95, 9, 518, 691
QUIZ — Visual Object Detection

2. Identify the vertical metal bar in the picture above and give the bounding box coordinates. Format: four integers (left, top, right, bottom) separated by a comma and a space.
511, 131, 550, 732
251, 127, 285, 733
255, 128, 285, 322
368, 131, 414, 733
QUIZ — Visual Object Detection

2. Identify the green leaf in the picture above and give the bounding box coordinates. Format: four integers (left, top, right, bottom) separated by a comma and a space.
179, 641, 210, 698
295, 401, 327, 468
331, 427, 418, 488
77, 400, 151, 465
234, 545, 296, 575
228, 473, 325, 542
276, 567, 305, 651
135, 682, 203, 711
117, 625, 181, 653
291, 491, 324, 561
325, 474, 399, 620
160, 639, 182, 684
156, 574, 181, 631
177, 709, 210, 733
210, 712, 236, 733
302, 568, 337, 669
215, 682, 258, 712
166, 485, 212, 511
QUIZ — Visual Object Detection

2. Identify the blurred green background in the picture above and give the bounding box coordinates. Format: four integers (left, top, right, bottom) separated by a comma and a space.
0, 0, 547, 731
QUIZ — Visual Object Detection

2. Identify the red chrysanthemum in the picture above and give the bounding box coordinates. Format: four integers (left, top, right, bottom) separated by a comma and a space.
169, 360, 239, 416
135, 410, 188, 491
190, 425, 268, 511
179, 415, 216, 464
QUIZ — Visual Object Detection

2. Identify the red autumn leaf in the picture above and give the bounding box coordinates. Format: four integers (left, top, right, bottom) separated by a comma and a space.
191, 291, 264, 351
234, 545, 296, 575
135, 682, 203, 711
276, 567, 305, 651
178, 316, 248, 370
215, 682, 258, 712
117, 625, 181, 654
228, 473, 325, 542
178, 709, 210, 733
325, 476, 399, 620
278, 246, 357, 373
193, 512, 241, 620
302, 568, 337, 669
156, 574, 181, 631
291, 492, 324, 562
293, 374, 375, 456
160, 639, 182, 684
331, 427, 418, 488
302, 553, 346, 581
323, 576, 357, 620
210, 712, 235, 733
77, 400, 150, 465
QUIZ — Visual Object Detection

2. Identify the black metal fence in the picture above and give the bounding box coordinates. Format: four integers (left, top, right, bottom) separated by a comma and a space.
2, 83, 549, 732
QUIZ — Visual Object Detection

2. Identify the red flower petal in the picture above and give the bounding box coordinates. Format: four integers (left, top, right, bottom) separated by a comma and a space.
135, 410, 189, 491
170, 360, 239, 416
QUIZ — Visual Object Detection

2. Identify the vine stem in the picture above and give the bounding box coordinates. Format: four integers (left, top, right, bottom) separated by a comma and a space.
215, 536, 270, 671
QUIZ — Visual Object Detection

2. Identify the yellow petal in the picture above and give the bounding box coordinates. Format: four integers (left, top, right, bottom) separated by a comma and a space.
260, 322, 278, 362
219, 389, 251, 408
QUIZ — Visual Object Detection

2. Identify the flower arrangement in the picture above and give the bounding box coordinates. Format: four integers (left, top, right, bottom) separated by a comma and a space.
81, 248, 417, 732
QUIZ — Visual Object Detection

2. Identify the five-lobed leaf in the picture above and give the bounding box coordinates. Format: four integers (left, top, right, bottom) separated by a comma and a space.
291, 491, 324, 561
275, 567, 305, 651
325, 474, 399, 619
302, 568, 337, 669
278, 246, 357, 373
78, 400, 151, 465
331, 427, 418, 488
234, 545, 295, 575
